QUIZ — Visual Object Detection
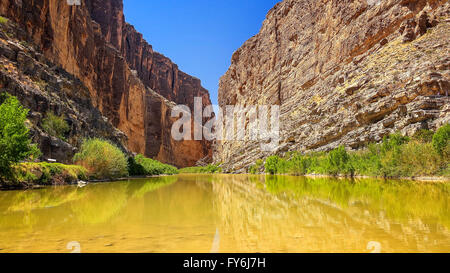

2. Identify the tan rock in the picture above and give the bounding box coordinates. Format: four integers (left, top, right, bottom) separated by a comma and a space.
216, 0, 450, 172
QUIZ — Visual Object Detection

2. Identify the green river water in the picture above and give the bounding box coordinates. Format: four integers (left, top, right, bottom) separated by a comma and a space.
0, 174, 449, 253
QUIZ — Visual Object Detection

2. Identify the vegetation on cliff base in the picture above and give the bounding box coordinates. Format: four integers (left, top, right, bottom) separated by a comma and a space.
0, 94, 179, 186
249, 159, 264, 174
73, 138, 128, 180
128, 154, 179, 176
41, 112, 70, 141
0, 94, 41, 180
0, 16, 7, 25
8, 162, 87, 187
260, 126, 449, 178
433, 124, 450, 156
180, 164, 222, 174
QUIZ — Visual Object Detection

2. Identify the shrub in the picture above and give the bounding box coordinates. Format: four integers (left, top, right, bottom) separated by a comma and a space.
258, 132, 447, 178
11, 162, 87, 185
396, 142, 441, 176
290, 153, 312, 175
0, 16, 7, 25
350, 144, 383, 177
73, 138, 128, 179
413, 129, 435, 143
203, 164, 222, 173
265, 156, 280, 175
0, 94, 41, 179
381, 133, 409, 154
41, 112, 70, 140
180, 164, 222, 174
130, 154, 178, 176
249, 159, 264, 174
326, 146, 353, 176
128, 156, 146, 176
432, 124, 450, 156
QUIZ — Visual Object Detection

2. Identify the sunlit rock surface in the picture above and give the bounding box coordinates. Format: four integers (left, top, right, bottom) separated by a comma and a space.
216, 0, 449, 172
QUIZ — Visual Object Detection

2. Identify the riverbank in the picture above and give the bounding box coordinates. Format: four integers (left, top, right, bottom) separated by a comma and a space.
0, 162, 178, 190
303, 173, 449, 182
247, 128, 450, 180
2, 168, 449, 191
1, 173, 448, 253
179, 171, 450, 183
0, 162, 88, 190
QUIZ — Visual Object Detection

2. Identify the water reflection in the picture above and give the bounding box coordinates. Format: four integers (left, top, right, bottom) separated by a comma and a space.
0, 174, 448, 253
211, 175, 449, 253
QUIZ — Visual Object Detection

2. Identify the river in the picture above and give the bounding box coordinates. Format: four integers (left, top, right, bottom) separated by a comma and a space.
0, 174, 448, 253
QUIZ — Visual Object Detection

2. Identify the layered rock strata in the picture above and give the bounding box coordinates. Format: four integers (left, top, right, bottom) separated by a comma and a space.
216, 0, 449, 172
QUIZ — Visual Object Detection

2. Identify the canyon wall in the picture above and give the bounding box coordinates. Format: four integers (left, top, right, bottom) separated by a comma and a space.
0, 0, 212, 167
216, 0, 450, 172
0, 18, 127, 163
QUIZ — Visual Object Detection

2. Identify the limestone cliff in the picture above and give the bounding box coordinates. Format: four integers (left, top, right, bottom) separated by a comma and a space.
0, 0, 212, 167
216, 0, 449, 172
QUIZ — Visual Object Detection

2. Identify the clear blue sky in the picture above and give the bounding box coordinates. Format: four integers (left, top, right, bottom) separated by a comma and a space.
123, 0, 280, 105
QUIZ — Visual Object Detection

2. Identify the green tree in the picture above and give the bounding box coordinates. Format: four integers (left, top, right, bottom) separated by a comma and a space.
432, 124, 450, 156
327, 146, 353, 176
0, 94, 41, 178
265, 156, 280, 175
290, 153, 312, 175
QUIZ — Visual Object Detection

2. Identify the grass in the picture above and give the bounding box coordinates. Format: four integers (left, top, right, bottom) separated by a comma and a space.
128, 154, 179, 176
73, 138, 128, 180
179, 164, 222, 174
0, 16, 7, 25
255, 126, 449, 178
249, 159, 264, 174
6, 162, 87, 187
41, 112, 70, 141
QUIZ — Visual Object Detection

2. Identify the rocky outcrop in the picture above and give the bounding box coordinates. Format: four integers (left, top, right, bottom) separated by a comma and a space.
216, 0, 449, 172
0, 0, 212, 167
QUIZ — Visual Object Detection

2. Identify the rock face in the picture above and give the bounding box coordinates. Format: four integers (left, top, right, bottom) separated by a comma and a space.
86, 0, 211, 111
216, 0, 449, 172
0, 0, 212, 167
0, 19, 127, 163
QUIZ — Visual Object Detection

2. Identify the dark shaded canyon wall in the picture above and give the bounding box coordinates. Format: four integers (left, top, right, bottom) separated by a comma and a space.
0, 0, 212, 167
216, 0, 449, 172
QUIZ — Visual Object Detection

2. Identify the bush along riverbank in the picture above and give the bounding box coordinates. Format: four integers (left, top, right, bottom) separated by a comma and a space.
256, 125, 449, 180
0, 94, 179, 189
179, 164, 222, 174
5, 163, 88, 189
1, 137, 180, 189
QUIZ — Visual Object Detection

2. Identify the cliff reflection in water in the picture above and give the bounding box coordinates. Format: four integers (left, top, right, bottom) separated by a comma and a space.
211, 175, 450, 253
0, 175, 448, 253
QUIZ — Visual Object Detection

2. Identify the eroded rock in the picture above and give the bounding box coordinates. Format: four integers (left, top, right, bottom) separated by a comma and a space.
215, 0, 450, 172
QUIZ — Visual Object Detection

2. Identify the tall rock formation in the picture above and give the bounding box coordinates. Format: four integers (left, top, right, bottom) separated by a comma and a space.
0, 0, 212, 167
216, 0, 449, 172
